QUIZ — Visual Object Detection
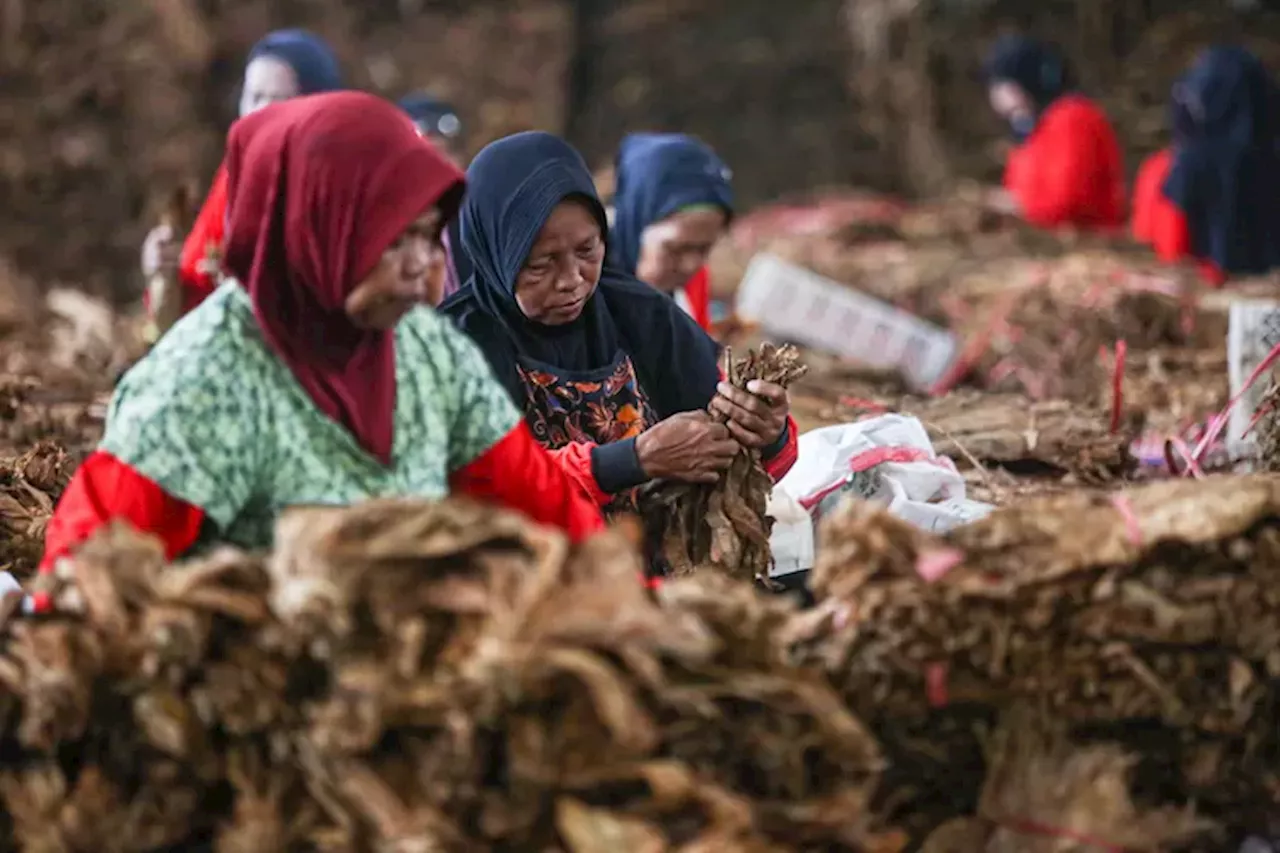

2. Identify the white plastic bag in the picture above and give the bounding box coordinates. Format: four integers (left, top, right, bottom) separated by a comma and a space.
767, 416, 994, 577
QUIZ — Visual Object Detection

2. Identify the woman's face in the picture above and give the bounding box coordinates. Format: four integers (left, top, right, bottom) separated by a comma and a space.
514, 199, 605, 325
634, 207, 728, 295
988, 81, 1032, 122
240, 56, 301, 118
345, 209, 448, 330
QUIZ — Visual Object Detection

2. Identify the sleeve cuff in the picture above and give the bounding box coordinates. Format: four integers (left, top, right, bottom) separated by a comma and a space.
762, 419, 790, 460
591, 438, 648, 494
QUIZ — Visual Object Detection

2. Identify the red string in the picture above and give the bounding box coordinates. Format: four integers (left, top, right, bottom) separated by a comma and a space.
924, 662, 949, 708
1165, 437, 1205, 479
995, 817, 1132, 852
1192, 336, 1280, 464
1109, 340, 1126, 434
1108, 495, 1142, 545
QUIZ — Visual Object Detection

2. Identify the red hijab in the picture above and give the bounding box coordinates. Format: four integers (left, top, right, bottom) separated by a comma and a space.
222, 92, 464, 464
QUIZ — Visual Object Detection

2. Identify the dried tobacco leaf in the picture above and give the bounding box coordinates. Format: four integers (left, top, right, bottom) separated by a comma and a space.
807, 475, 1280, 842
638, 343, 808, 583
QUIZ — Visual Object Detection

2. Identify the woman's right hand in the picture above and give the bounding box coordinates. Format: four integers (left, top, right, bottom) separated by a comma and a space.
141, 225, 181, 279
635, 411, 739, 484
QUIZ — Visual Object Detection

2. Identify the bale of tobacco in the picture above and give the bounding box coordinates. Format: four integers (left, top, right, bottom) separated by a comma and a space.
0, 497, 900, 851
919, 708, 1210, 853
0, 442, 75, 579
639, 343, 808, 583
797, 475, 1280, 841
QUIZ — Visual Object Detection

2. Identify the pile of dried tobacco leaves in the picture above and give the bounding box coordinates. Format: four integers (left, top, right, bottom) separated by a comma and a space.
0, 498, 902, 851
798, 475, 1280, 848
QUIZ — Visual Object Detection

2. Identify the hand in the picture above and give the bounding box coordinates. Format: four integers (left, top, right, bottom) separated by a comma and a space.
141, 225, 181, 279
635, 411, 739, 484
709, 379, 789, 449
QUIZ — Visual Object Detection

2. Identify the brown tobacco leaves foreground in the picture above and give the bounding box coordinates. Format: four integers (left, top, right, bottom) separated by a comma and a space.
0, 498, 901, 852
639, 343, 808, 583
798, 475, 1280, 845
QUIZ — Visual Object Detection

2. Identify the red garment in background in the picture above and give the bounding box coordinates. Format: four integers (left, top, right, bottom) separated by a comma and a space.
40, 424, 604, 572
1002, 94, 1126, 231
1130, 147, 1226, 286
177, 165, 228, 313
681, 266, 712, 331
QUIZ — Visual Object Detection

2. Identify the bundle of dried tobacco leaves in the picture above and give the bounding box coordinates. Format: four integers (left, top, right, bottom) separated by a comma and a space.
798, 475, 1280, 842
639, 343, 808, 583
920, 709, 1210, 853
0, 498, 900, 851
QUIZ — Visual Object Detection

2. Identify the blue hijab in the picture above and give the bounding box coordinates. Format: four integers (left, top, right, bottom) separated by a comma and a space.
247, 29, 343, 94
1162, 46, 1280, 276
439, 132, 721, 418
983, 36, 1068, 108
608, 133, 733, 275
398, 92, 462, 140
983, 36, 1070, 139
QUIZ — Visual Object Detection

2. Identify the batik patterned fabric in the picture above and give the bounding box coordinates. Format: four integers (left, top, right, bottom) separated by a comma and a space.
517, 350, 657, 512
100, 282, 518, 550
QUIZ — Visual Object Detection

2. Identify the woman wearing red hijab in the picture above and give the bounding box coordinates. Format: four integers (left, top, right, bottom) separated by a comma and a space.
140, 30, 345, 323
984, 36, 1126, 231
42, 92, 602, 572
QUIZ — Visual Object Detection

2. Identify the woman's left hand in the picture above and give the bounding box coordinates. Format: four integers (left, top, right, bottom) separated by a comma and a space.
710, 380, 789, 450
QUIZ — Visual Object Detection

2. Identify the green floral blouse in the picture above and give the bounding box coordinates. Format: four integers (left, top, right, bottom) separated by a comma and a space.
100, 283, 519, 550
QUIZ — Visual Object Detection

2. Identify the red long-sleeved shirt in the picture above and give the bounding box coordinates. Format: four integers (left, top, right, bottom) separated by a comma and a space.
1003, 95, 1126, 231
40, 423, 603, 571
679, 266, 712, 332
176, 165, 229, 314
1130, 147, 1225, 286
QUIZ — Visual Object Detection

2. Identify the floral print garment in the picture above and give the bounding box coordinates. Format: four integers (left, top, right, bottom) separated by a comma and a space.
100, 282, 519, 550
517, 351, 657, 514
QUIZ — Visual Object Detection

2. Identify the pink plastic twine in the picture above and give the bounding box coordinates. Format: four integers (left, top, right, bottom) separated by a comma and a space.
1108, 495, 1143, 546
1188, 336, 1280, 469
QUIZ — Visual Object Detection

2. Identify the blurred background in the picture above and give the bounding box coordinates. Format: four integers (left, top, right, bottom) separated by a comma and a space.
4, 0, 1280, 302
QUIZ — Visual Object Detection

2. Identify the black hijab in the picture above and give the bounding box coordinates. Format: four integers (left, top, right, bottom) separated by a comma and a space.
1163, 46, 1280, 276
439, 131, 721, 419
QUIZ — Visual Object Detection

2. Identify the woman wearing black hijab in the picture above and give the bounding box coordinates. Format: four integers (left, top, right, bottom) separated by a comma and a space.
440, 132, 798, 512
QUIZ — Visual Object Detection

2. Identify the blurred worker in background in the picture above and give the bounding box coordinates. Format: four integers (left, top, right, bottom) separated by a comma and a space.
441, 131, 796, 519
139, 29, 344, 319
1133, 46, 1280, 284
399, 92, 471, 302
607, 133, 734, 332
45, 93, 602, 572
983, 35, 1126, 232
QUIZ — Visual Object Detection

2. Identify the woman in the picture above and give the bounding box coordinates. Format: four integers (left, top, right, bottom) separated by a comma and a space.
1134, 46, 1280, 283
983, 35, 1125, 231
608, 133, 733, 332
141, 29, 344, 318
398, 91, 471, 302
439, 131, 797, 513
43, 94, 602, 572
1132, 79, 1192, 253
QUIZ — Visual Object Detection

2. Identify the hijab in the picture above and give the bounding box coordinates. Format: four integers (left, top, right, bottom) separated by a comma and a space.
398, 92, 463, 141
222, 92, 464, 463
983, 36, 1070, 140
246, 29, 344, 94
439, 131, 720, 419
608, 133, 734, 275
1162, 46, 1280, 276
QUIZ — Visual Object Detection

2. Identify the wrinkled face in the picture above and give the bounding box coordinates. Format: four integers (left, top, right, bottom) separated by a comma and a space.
634, 207, 728, 295
239, 56, 301, 118
345, 209, 448, 329
988, 80, 1032, 122
515, 199, 605, 326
